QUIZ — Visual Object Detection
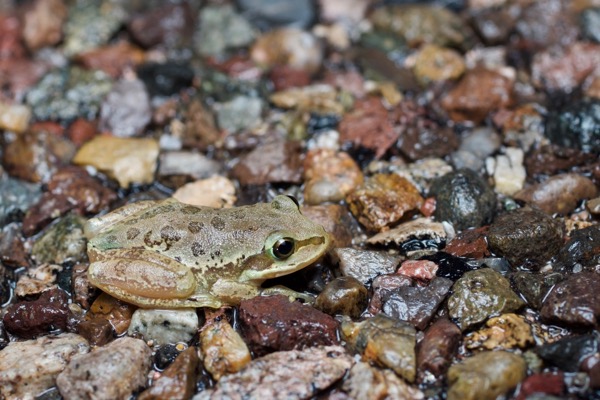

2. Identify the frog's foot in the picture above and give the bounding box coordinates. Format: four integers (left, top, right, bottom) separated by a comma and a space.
87, 249, 221, 309
261, 285, 316, 304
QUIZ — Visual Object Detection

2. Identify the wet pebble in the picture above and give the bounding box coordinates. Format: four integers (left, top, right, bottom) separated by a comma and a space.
62, 1, 125, 56
128, 309, 199, 346
515, 372, 565, 400
215, 95, 263, 134
541, 272, 600, 328
0, 223, 29, 269
0, 333, 89, 400
250, 28, 322, 73
56, 337, 152, 399
535, 333, 598, 372
89, 293, 136, 336
0, 102, 31, 133
368, 273, 412, 315
558, 225, 600, 270
397, 259, 438, 281
75, 41, 145, 79
195, 346, 352, 400
581, 7, 600, 43
340, 361, 424, 399
0, 175, 40, 227
173, 176, 236, 209
342, 313, 416, 382
71, 263, 97, 310
139, 346, 199, 400
137, 62, 194, 97
346, 173, 423, 231
239, 295, 339, 356
158, 151, 221, 182
383, 277, 453, 330
301, 204, 355, 248
370, 4, 471, 48
444, 226, 490, 259
14, 263, 62, 298
3, 288, 71, 339
25, 67, 113, 122
515, 173, 598, 215
441, 68, 513, 123
511, 271, 564, 310
413, 44, 465, 85
314, 276, 368, 318
429, 168, 496, 231
303, 149, 363, 205
447, 350, 526, 400
333, 247, 402, 285
236, 0, 315, 30
451, 127, 501, 171
231, 140, 303, 185
487, 207, 563, 270
486, 147, 526, 196
200, 317, 251, 380
31, 213, 86, 264
367, 217, 447, 249
99, 78, 151, 137
195, 5, 255, 57
127, 2, 194, 50
465, 313, 534, 350
338, 97, 398, 159
76, 315, 113, 347
447, 268, 525, 331
3, 130, 75, 184
72, 136, 159, 188
545, 98, 600, 153
417, 318, 461, 383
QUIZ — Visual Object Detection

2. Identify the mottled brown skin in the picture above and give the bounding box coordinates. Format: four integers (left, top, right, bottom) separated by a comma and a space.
85, 196, 330, 308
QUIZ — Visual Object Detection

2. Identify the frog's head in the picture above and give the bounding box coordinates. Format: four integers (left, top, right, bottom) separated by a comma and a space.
238, 195, 330, 283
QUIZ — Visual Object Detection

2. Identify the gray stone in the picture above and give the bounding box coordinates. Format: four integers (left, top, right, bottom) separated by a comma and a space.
100, 78, 151, 137
128, 308, 199, 345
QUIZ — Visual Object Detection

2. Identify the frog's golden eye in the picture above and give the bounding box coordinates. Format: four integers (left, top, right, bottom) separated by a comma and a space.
272, 237, 295, 259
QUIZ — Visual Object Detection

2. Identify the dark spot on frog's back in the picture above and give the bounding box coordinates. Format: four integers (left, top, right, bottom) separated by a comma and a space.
188, 221, 204, 234
191, 241, 205, 257
160, 225, 182, 242
126, 228, 140, 240
105, 234, 118, 244
211, 216, 226, 231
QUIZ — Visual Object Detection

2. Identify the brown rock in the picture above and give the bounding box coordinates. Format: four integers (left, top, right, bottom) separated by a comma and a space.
3, 130, 74, 183
22, 0, 67, 51
515, 173, 598, 215
322, 69, 366, 98
90, 292, 136, 335
75, 41, 145, 78
441, 68, 513, 123
541, 271, 600, 328
67, 118, 97, 146
0, 222, 30, 269
270, 65, 311, 91
76, 316, 114, 347
413, 44, 465, 85
72, 263, 97, 310
444, 226, 490, 259
22, 165, 116, 236
314, 276, 368, 318
525, 144, 596, 178
515, 372, 565, 400
339, 97, 398, 159
251, 28, 323, 74
182, 98, 222, 151
206, 55, 263, 81
139, 346, 199, 400
514, 0, 578, 50
368, 273, 413, 315
127, 2, 195, 49
3, 288, 71, 339
417, 318, 461, 382
346, 173, 424, 232
239, 295, 339, 357
231, 140, 303, 185
0, 58, 48, 100
301, 204, 355, 248
532, 42, 600, 93
200, 318, 251, 380
303, 148, 363, 205
367, 217, 446, 246
0, 14, 24, 59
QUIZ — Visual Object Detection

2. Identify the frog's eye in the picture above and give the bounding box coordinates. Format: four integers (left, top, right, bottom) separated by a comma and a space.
272, 237, 296, 259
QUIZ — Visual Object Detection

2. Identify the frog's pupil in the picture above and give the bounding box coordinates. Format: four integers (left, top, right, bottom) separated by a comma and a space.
273, 238, 295, 259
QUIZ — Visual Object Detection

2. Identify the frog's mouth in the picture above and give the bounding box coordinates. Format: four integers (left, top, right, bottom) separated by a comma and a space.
239, 234, 329, 282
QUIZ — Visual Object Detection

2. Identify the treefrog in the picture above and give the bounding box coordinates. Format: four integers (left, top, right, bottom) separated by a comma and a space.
84, 195, 330, 308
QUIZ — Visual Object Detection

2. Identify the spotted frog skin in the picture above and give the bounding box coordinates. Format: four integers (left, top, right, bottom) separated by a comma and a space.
84, 195, 330, 308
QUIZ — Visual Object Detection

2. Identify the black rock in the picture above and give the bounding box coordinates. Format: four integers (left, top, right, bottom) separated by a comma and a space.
137, 62, 195, 97
536, 333, 599, 372
581, 8, 600, 43
557, 225, 600, 270
423, 252, 473, 281
545, 99, 600, 153
154, 343, 182, 371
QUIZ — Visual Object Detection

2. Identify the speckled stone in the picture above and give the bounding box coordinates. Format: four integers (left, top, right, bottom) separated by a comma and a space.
128, 309, 199, 345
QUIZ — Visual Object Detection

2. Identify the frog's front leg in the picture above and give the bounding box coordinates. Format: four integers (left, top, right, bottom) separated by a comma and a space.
210, 280, 315, 304
88, 248, 221, 308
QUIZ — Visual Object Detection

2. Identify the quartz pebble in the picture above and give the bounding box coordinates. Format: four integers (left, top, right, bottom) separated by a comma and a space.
0, 102, 31, 133
56, 337, 152, 400
487, 147, 526, 196
0, 333, 89, 400
128, 308, 199, 346
200, 318, 251, 380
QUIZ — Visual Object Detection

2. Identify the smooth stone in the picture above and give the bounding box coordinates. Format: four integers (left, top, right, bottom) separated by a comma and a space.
128, 309, 199, 345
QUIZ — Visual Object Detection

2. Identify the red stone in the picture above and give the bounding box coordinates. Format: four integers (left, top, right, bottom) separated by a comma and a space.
515, 372, 564, 400
444, 226, 490, 259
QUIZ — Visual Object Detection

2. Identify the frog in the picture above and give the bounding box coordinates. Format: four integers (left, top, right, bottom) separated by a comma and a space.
84, 195, 330, 309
